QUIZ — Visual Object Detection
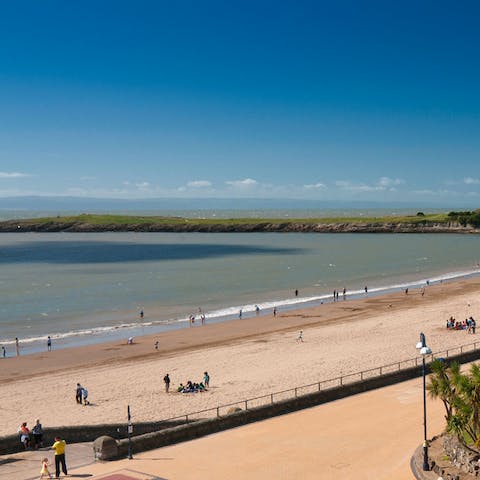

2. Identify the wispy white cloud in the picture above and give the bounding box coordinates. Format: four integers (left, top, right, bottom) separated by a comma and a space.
121, 180, 150, 190
0, 172, 30, 178
187, 180, 212, 188
464, 177, 480, 185
411, 188, 453, 196
225, 178, 258, 188
335, 177, 405, 193
303, 182, 326, 190
335, 180, 383, 192
378, 177, 404, 187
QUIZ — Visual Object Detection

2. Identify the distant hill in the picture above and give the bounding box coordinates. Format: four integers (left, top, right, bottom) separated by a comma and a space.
0, 195, 464, 212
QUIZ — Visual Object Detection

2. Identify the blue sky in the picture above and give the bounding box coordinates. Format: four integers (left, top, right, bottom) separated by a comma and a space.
0, 0, 479, 206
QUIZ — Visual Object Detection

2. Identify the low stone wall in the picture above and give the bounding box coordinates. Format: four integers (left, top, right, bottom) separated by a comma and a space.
0, 419, 185, 456
442, 434, 480, 477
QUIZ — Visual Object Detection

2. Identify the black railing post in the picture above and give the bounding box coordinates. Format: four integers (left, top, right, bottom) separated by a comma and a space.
127, 405, 133, 460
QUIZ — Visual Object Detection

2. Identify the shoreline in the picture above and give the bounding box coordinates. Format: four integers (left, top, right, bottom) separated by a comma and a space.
1, 276, 478, 381
3, 264, 479, 355
2, 275, 479, 434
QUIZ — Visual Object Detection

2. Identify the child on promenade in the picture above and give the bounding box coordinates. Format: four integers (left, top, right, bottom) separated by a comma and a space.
39, 457, 52, 479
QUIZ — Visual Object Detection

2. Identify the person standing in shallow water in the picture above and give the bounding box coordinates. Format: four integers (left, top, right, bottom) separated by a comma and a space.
15, 337, 20, 356
47, 336, 52, 351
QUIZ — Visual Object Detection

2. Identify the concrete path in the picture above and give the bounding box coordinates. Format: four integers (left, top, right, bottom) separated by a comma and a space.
0, 374, 446, 480
0, 442, 94, 480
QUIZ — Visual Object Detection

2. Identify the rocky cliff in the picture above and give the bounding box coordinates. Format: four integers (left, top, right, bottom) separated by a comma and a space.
0, 219, 476, 233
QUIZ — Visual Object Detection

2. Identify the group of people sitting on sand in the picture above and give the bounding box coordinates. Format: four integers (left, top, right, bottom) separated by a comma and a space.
177, 380, 207, 393
446, 316, 476, 333
177, 371, 210, 393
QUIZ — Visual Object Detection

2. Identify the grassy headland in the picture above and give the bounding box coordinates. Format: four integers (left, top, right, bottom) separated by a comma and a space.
0, 210, 479, 233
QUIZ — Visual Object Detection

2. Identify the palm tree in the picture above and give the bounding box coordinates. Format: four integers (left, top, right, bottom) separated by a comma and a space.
427, 359, 455, 422
428, 360, 480, 445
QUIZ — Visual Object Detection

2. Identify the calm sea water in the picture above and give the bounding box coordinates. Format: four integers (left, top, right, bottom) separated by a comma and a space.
1, 231, 479, 354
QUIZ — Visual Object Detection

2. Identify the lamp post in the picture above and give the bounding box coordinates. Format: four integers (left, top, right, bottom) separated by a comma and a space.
416, 332, 432, 471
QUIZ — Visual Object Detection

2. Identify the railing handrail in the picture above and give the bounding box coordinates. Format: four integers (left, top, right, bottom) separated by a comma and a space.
151, 339, 479, 426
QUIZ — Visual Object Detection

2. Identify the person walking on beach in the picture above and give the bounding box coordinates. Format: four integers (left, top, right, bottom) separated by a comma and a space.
201, 313, 206, 325
163, 373, 170, 393
296, 330, 304, 343
47, 336, 52, 351
239, 309, 242, 319
343, 287, 346, 299
15, 337, 20, 356
273, 307, 277, 317
51, 436, 67, 478
75, 383, 83, 404
39, 457, 53, 479
2, 346, 5, 358
203, 371, 210, 388
81, 386, 89, 405
333, 290, 336, 302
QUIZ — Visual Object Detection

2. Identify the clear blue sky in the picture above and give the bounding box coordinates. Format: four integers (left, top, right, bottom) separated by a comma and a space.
1, 0, 479, 205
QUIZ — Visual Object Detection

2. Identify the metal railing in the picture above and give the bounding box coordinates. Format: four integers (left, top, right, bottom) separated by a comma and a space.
149, 340, 480, 427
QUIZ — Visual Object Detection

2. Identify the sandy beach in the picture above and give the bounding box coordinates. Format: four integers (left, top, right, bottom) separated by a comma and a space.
1, 277, 480, 436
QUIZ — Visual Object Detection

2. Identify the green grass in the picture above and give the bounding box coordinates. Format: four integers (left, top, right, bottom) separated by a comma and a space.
15, 212, 452, 226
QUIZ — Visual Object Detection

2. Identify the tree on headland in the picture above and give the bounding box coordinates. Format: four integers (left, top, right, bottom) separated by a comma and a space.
447, 210, 480, 228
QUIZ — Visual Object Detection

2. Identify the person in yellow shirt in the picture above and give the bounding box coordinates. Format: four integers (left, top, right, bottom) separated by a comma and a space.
51, 436, 67, 478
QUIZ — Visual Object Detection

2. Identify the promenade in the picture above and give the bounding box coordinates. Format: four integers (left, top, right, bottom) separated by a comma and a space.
1, 372, 446, 480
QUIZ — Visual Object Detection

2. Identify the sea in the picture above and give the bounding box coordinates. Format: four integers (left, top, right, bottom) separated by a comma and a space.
1, 208, 479, 355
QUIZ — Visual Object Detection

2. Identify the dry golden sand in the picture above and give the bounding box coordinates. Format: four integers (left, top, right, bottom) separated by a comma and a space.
1, 278, 479, 434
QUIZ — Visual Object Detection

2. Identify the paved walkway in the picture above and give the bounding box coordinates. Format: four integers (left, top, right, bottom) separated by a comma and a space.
0, 374, 446, 480
0, 442, 94, 480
